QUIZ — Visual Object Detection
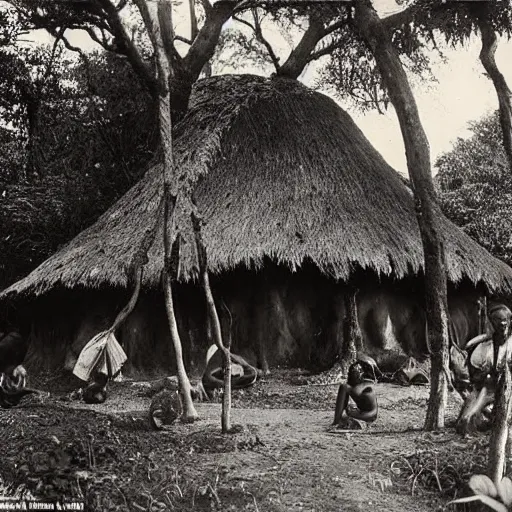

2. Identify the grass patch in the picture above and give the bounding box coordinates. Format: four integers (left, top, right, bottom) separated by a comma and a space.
0, 403, 269, 511
391, 437, 488, 500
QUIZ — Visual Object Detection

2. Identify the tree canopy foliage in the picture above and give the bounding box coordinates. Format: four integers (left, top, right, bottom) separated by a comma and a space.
437, 111, 512, 266
0, 0, 508, 121
0, 45, 157, 287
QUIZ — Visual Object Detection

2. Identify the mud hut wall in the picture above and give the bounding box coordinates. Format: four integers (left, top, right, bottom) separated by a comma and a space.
15, 269, 487, 377
16, 267, 335, 375
13, 288, 124, 373
201, 270, 435, 370
118, 283, 214, 378
119, 297, 172, 378
446, 283, 491, 347
355, 285, 426, 372
252, 270, 313, 369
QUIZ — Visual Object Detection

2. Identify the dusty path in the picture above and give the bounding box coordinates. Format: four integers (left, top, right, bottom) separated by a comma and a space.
61, 379, 464, 511
186, 405, 440, 512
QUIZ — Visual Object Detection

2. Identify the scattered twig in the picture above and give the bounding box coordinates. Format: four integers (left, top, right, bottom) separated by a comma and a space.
207, 482, 221, 508
248, 492, 260, 512
112, 481, 129, 510
411, 467, 425, 496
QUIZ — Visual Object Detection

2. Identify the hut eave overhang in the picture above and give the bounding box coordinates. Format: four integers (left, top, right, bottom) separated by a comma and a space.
2, 74, 512, 299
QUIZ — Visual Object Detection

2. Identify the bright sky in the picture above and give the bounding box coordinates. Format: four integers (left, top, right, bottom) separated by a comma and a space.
346, 37, 512, 176
15, 0, 512, 177
308, 0, 512, 176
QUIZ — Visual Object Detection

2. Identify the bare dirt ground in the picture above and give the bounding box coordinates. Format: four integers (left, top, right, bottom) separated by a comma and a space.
0, 370, 490, 511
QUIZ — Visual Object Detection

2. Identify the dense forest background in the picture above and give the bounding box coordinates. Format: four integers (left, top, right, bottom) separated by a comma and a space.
436, 112, 512, 266
0, 21, 158, 287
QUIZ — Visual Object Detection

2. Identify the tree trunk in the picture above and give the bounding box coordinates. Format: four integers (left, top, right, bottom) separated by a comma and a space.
110, 267, 143, 333
474, 4, 512, 173
340, 287, 363, 375
100, 0, 159, 98
163, 242, 198, 422
254, 277, 271, 374
192, 208, 231, 433
188, 0, 198, 41
133, 0, 233, 121
184, 2, 234, 78
277, 13, 325, 79
488, 358, 512, 484
478, 296, 488, 336
353, 0, 450, 430
25, 96, 41, 179
111, 197, 165, 355
146, 0, 198, 422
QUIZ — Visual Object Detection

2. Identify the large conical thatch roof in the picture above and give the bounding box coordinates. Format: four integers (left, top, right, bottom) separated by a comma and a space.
2, 74, 512, 298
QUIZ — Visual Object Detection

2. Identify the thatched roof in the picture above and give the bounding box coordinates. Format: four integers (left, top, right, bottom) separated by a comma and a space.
3, 74, 512, 298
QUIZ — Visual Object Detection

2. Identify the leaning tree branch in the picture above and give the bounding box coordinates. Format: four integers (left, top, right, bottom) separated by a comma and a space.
183, 0, 238, 78
133, 0, 184, 83
115, 0, 128, 11
324, 18, 347, 37
232, 14, 255, 30
110, 267, 143, 333
48, 28, 96, 91
307, 41, 342, 63
13, 0, 115, 51
199, 0, 213, 16
133, 0, 157, 49
489, 362, 512, 484
175, 34, 193, 45
474, 4, 512, 173
42, 26, 65, 82
146, 0, 198, 422
96, 0, 158, 98
251, 8, 280, 71
277, 11, 327, 79
134, 0, 184, 77
192, 205, 232, 433
49, 28, 82, 55
157, 0, 177, 66
82, 25, 118, 51
381, 1, 419, 32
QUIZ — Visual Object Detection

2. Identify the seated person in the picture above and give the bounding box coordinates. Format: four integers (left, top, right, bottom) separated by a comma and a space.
72, 329, 127, 404
202, 344, 258, 396
0, 330, 36, 408
0, 366, 36, 409
456, 304, 512, 434
333, 360, 378, 427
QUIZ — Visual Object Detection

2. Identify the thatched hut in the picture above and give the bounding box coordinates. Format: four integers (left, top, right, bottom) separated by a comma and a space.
2, 74, 512, 376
